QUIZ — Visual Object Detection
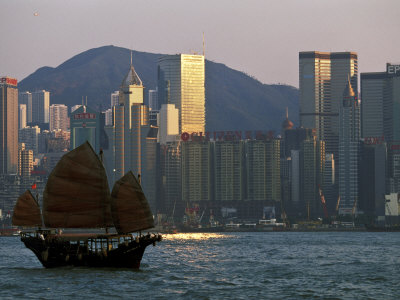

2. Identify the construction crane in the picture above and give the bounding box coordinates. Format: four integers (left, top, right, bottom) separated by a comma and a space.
318, 185, 329, 219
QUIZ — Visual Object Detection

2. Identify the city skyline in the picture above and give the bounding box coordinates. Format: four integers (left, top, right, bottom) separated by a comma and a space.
1, 0, 400, 88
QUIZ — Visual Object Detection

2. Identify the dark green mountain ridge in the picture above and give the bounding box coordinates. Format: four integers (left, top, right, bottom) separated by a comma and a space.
19, 45, 298, 132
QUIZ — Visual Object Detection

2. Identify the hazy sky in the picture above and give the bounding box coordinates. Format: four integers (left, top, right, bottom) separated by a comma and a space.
1, 0, 399, 87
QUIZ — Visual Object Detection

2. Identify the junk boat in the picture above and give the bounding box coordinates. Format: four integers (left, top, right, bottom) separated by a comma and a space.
12, 142, 161, 269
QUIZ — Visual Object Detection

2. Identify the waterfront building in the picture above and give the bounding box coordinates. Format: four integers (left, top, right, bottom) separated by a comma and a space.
19, 91, 32, 123
214, 140, 245, 201
49, 104, 68, 132
19, 104, 27, 129
338, 79, 361, 215
31, 90, 50, 124
0, 77, 18, 174
159, 141, 182, 217
18, 126, 40, 157
359, 142, 386, 218
299, 51, 358, 161
246, 139, 281, 202
141, 126, 159, 213
181, 140, 213, 202
323, 153, 337, 215
158, 54, 205, 133
300, 137, 325, 218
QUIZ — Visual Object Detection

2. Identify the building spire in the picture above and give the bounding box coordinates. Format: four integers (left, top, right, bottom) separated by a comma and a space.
203, 32, 205, 57
130, 50, 133, 66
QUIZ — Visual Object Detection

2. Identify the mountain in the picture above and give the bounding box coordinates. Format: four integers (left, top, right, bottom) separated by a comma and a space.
19, 45, 298, 132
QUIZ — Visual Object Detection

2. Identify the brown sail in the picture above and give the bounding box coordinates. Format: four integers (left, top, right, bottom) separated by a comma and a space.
12, 190, 42, 227
111, 171, 154, 234
43, 142, 113, 228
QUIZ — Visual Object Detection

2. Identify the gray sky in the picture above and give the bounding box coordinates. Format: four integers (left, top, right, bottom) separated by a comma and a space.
1, 0, 399, 87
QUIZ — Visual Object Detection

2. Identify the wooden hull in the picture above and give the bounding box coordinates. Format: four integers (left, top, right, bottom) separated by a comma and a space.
21, 233, 162, 269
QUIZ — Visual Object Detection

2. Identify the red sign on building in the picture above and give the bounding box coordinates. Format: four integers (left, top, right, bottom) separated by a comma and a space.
0, 77, 18, 86
73, 113, 96, 120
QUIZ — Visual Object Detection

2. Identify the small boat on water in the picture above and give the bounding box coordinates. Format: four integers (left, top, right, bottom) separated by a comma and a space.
12, 142, 161, 269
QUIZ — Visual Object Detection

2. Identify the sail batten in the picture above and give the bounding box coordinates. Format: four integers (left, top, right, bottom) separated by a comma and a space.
43, 142, 113, 228
111, 171, 154, 234
12, 190, 42, 227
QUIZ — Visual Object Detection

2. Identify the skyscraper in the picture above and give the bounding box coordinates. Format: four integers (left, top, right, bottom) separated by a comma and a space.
361, 64, 400, 193
49, 104, 68, 132
0, 77, 18, 174
299, 51, 358, 160
338, 79, 360, 215
158, 54, 205, 134
148, 89, 158, 111
19, 91, 32, 123
31, 90, 50, 124
19, 104, 27, 129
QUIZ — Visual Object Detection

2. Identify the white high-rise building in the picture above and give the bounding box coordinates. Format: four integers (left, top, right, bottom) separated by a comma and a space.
158, 54, 205, 134
111, 91, 119, 107
104, 108, 113, 126
19, 104, 27, 129
49, 104, 68, 131
31, 90, 50, 123
158, 104, 179, 145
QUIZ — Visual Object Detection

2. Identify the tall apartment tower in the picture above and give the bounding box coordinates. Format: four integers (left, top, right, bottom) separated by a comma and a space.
31, 90, 50, 124
0, 77, 18, 174
338, 79, 361, 215
49, 104, 68, 131
19, 91, 32, 123
158, 54, 205, 134
299, 51, 358, 160
18, 143, 33, 179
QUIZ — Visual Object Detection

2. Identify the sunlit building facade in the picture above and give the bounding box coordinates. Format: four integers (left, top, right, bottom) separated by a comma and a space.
49, 104, 68, 132
158, 54, 205, 134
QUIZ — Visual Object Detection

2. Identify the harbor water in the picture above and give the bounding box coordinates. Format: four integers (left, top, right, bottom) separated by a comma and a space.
1, 232, 399, 299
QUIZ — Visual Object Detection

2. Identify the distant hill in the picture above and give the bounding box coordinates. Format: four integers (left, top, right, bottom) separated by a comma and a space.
19, 45, 298, 132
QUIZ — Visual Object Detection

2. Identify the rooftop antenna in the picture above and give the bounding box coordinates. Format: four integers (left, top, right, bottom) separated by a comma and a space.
130, 50, 133, 66
286, 107, 288, 119
86, 96, 88, 106
203, 32, 205, 57
82, 96, 84, 106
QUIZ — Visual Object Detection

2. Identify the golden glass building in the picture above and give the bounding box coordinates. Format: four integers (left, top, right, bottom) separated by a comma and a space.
158, 54, 205, 134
